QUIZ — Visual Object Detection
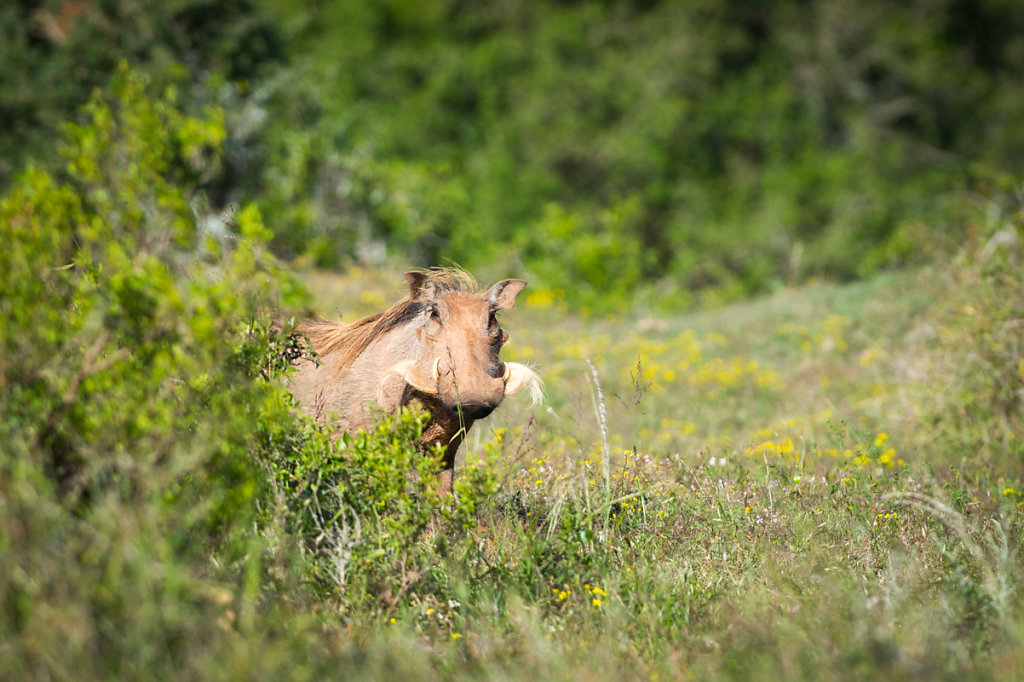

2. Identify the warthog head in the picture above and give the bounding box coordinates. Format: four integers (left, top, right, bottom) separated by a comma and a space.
380, 271, 542, 421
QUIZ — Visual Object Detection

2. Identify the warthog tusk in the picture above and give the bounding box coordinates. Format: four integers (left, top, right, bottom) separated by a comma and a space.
377, 360, 439, 405
432, 357, 441, 382
502, 362, 544, 406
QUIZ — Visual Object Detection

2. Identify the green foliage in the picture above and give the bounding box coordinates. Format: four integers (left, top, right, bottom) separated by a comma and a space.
0, 0, 284, 186
925, 198, 1024, 470
6, 0, 1024, 310
0, 65, 314, 679
3, 12, 1024, 679
261, 407, 447, 609
520, 199, 649, 311
247, 0, 1024, 309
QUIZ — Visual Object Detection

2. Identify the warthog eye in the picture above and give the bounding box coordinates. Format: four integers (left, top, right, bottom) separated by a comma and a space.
429, 305, 442, 324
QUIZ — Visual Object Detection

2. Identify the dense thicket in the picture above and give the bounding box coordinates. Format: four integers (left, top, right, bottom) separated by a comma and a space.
259, 0, 1024, 308
0, 68, 315, 677
4, 0, 1023, 307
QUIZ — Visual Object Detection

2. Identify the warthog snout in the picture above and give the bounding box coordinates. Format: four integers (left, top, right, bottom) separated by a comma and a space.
457, 401, 497, 420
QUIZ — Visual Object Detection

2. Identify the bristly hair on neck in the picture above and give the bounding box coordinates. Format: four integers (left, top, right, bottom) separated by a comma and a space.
408, 266, 479, 294
295, 266, 478, 375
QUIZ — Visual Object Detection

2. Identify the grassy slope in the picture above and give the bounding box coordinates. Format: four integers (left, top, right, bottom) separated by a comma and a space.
5, 252, 1018, 681
297, 257, 1022, 681
309, 266, 952, 480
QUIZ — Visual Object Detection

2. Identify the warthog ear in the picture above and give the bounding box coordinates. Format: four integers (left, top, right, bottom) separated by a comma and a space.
486, 279, 527, 310
405, 271, 436, 302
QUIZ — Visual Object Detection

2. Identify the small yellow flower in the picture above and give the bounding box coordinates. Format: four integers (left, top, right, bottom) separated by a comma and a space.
451, 633, 461, 640
1004, 487, 1017, 496
389, 618, 396, 624
874, 432, 889, 446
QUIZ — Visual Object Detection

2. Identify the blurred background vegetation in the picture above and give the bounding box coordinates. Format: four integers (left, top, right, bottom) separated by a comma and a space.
4, 0, 1023, 310
4, 2, 1024, 680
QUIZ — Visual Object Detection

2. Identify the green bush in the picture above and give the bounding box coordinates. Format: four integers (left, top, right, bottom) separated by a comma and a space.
4, 34, 1024, 681
246, 0, 1024, 310
0, 65, 315, 679
0, 0, 284, 188
7, 0, 1024, 311
261, 406, 446, 609
0, 66, 537, 676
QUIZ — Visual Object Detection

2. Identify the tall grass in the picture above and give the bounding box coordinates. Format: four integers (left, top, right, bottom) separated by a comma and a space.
290, 193, 1024, 680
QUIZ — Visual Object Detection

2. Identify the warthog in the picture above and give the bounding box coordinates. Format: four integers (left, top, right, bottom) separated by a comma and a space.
288, 267, 542, 492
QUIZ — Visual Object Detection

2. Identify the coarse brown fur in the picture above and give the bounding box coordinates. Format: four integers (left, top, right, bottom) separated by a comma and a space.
288, 267, 541, 493
297, 268, 479, 377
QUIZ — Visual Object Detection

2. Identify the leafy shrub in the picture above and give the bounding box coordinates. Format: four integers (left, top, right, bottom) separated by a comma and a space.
0, 0, 284, 188
0, 64, 314, 679
262, 406, 446, 609
246, 0, 1024, 310
8, 0, 1024, 311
